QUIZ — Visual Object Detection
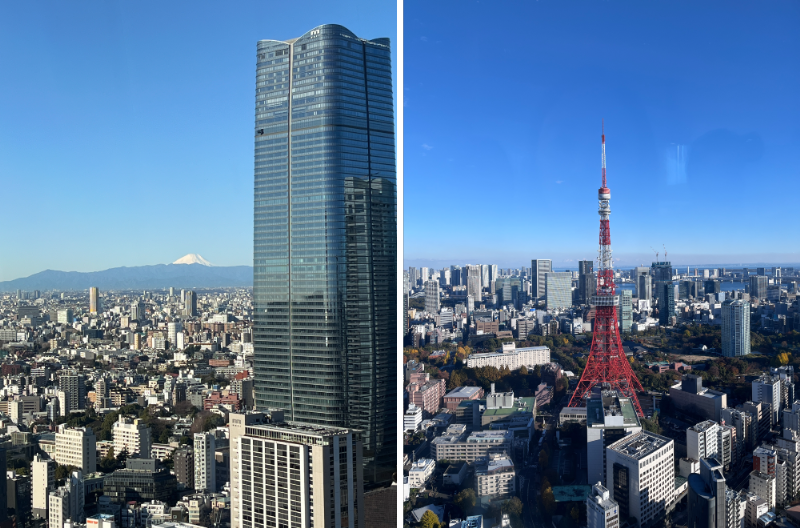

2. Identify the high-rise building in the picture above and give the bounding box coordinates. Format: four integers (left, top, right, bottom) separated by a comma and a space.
750, 276, 768, 301
620, 290, 632, 333
606, 431, 674, 527
89, 287, 100, 314
54, 425, 96, 475
637, 274, 652, 302
231, 421, 364, 528
49, 471, 84, 528
252, 25, 396, 489
425, 280, 440, 314
586, 391, 641, 487
466, 265, 482, 306
687, 458, 740, 528
578, 260, 595, 305
481, 265, 490, 290
112, 416, 152, 459
167, 321, 182, 347
32, 454, 56, 519
173, 446, 194, 490
130, 301, 145, 322
722, 300, 750, 357
193, 433, 215, 492
545, 271, 572, 310
658, 281, 675, 326
587, 482, 619, 528
531, 259, 552, 300
687, 421, 720, 462
59, 371, 86, 411
184, 291, 197, 317
57, 309, 73, 325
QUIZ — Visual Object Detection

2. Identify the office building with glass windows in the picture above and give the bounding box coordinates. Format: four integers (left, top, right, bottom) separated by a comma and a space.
252, 24, 396, 489
722, 299, 751, 357
545, 271, 572, 310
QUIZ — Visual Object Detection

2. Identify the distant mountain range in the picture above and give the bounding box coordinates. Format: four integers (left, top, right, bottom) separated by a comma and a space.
0, 262, 253, 292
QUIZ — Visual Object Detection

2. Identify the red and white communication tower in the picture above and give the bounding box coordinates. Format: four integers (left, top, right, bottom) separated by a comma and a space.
567, 123, 645, 416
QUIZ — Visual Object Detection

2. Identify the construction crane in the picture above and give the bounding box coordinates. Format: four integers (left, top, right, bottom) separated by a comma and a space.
650, 247, 659, 262
663, 245, 668, 261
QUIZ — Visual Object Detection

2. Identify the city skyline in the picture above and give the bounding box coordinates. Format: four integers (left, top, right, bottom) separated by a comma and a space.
0, 1, 396, 283
404, 0, 800, 266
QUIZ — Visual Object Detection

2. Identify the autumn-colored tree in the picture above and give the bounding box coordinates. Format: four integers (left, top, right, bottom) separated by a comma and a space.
419, 510, 440, 528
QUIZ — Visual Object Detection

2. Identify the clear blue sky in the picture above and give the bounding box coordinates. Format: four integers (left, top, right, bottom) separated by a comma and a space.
0, 1, 396, 282
404, 0, 800, 271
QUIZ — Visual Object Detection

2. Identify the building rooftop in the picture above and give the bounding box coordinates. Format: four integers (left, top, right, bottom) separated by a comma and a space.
586, 391, 640, 428
445, 386, 483, 399
551, 485, 592, 503
689, 420, 718, 433
467, 346, 549, 360
482, 397, 536, 417
466, 430, 513, 444
608, 430, 672, 460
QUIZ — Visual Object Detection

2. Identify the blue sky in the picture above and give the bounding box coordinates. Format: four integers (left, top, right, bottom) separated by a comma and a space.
404, 0, 800, 271
0, 1, 396, 282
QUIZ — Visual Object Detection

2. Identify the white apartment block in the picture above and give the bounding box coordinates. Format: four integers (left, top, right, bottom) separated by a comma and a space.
407, 458, 436, 489
32, 454, 56, 519
431, 428, 513, 463
475, 453, 515, 499
749, 471, 776, 511
587, 482, 619, 528
48, 471, 84, 528
743, 493, 768, 528
752, 376, 782, 427
112, 416, 152, 458
465, 344, 550, 371
404, 404, 422, 432
587, 392, 641, 486
231, 421, 365, 528
55, 425, 97, 475
194, 432, 216, 492
687, 420, 720, 461
606, 431, 675, 528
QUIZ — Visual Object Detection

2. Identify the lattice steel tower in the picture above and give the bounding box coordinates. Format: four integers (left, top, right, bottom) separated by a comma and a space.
568, 124, 644, 416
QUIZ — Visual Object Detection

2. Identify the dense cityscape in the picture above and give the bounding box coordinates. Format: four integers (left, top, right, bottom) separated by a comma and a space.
0, 19, 397, 528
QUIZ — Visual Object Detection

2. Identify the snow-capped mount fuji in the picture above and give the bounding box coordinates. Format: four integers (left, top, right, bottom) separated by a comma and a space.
173, 254, 213, 266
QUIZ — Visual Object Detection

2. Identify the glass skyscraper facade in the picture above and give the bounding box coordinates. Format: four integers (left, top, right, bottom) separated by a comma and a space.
722, 299, 751, 357
252, 24, 396, 488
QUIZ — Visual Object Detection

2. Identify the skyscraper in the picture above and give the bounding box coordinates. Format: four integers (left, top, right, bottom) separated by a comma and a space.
531, 259, 552, 300
620, 290, 632, 333
183, 291, 197, 317
658, 281, 675, 326
466, 264, 482, 305
545, 271, 572, 310
252, 25, 396, 488
750, 275, 768, 300
424, 280, 440, 313
578, 260, 595, 305
722, 299, 750, 357
89, 287, 100, 314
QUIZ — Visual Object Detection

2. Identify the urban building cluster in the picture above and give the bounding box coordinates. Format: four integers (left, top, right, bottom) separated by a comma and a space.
405, 263, 800, 356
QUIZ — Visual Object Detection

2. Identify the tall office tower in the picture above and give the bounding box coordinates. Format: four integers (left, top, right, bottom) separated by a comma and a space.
620, 290, 632, 332
169, 287, 175, 297
722, 300, 751, 357
489, 264, 498, 284
531, 259, 552, 300
651, 261, 673, 282
587, 482, 619, 528
545, 272, 572, 310
54, 425, 96, 475
89, 287, 100, 313
606, 431, 674, 527
59, 371, 86, 411
687, 421, 720, 461
757, 267, 766, 276
130, 301, 145, 322
658, 281, 675, 326
112, 416, 152, 459
402, 271, 410, 295
750, 275, 768, 300
687, 458, 739, 528
424, 280, 440, 314
440, 268, 451, 286
167, 321, 182, 347
466, 265, 482, 304
451, 266, 462, 287
252, 25, 396, 489
568, 129, 644, 416
231, 421, 365, 528
705, 280, 721, 295
480, 264, 490, 290
193, 433, 216, 492
32, 454, 56, 519
634, 266, 652, 300
184, 291, 197, 317
586, 391, 642, 487
578, 260, 595, 305
420, 267, 429, 286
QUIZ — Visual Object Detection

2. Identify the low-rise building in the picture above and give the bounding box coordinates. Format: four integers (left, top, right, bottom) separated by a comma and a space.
465, 344, 550, 371
431, 426, 512, 463
444, 386, 484, 411
475, 452, 515, 500
407, 458, 436, 489
404, 404, 422, 432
